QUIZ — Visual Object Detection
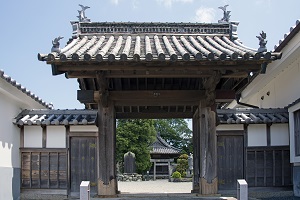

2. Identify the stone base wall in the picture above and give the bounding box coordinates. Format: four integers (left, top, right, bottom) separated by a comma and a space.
118, 173, 142, 181
20, 194, 67, 200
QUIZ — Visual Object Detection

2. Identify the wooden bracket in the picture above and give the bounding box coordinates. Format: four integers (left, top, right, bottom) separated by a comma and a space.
97, 71, 110, 107
202, 71, 221, 107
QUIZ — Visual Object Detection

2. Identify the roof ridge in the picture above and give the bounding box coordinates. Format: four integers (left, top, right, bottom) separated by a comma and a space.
274, 19, 300, 52
157, 135, 181, 151
0, 69, 53, 109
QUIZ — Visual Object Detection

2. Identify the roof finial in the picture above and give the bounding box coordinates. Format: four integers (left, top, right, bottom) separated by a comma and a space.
257, 31, 267, 53
51, 36, 64, 53
77, 4, 90, 22
218, 5, 231, 23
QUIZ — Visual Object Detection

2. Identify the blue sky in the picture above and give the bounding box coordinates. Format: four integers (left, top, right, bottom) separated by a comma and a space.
0, 0, 299, 109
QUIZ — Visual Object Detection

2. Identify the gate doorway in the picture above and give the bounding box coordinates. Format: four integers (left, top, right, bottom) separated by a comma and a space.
217, 131, 244, 190
70, 137, 98, 196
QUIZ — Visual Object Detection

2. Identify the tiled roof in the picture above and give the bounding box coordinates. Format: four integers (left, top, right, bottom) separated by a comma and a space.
15, 108, 289, 126
15, 109, 97, 126
151, 135, 181, 155
286, 97, 300, 109
217, 108, 288, 124
274, 19, 300, 52
0, 70, 53, 109
38, 22, 281, 63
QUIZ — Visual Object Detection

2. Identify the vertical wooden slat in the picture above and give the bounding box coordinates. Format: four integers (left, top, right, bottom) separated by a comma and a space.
192, 109, 200, 192
266, 124, 271, 146
30, 152, 32, 188
294, 110, 300, 155
42, 126, 47, 148
66, 126, 70, 195
39, 152, 41, 188
273, 150, 276, 186
254, 150, 257, 187
244, 124, 248, 181
20, 126, 24, 148
264, 150, 266, 186
48, 152, 50, 188
57, 152, 59, 188
282, 150, 285, 186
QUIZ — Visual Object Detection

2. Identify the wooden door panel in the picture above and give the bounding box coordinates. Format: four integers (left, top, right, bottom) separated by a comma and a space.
217, 135, 244, 190
70, 137, 97, 195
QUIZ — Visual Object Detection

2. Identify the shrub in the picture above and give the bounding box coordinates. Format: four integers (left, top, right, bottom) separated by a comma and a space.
181, 171, 187, 178
171, 171, 181, 179
176, 154, 188, 177
179, 154, 188, 160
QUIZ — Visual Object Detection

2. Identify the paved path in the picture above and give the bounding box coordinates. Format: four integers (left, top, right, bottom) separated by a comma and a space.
90, 180, 236, 200
118, 179, 193, 194
89, 180, 296, 200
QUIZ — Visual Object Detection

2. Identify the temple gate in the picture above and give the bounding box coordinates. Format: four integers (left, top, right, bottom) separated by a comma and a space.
38, 8, 280, 196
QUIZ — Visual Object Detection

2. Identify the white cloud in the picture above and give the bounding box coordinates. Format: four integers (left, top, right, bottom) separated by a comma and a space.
132, 0, 139, 9
194, 7, 216, 23
255, 0, 271, 5
156, 0, 193, 8
110, 0, 139, 9
110, 0, 120, 5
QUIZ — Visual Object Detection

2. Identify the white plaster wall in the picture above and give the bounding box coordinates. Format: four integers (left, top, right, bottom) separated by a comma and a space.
237, 54, 300, 109
248, 124, 267, 146
238, 59, 300, 109
216, 124, 244, 131
70, 125, 98, 132
24, 126, 43, 148
270, 124, 289, 146
47, 126, 66, 148
0, 78, 48, 200
0, 93, 22, 168
227, 35, 300, 109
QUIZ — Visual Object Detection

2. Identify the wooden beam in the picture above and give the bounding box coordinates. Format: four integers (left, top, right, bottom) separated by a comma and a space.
54, 62, 262, 75
67, 70, 218, 78
66, 70, 260, 79
215, 90, 236, 102
108, 90, 205, 101
116, 111, 193, 119
103, 90, 205, 106
78, 89, 236, 105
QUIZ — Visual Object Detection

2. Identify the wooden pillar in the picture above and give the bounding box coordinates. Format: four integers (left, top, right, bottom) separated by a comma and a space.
192, 109, 200, 193
97, 100, 117, 197
198, 103, 218, 195
153, 161, 156, 180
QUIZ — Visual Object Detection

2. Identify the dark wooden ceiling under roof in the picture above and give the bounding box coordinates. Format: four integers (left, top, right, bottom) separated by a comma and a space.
39, 22, 281, 118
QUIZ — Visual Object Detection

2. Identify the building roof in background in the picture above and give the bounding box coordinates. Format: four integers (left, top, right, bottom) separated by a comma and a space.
218, 108, 288, 124
151, 134, 181, 155
274, 19, 300, 52
39, 21, 281, 63
0, 69, 53, 109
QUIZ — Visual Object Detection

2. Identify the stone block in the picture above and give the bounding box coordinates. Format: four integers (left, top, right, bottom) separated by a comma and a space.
80, 181, 90, 200
237, 179, 248, 200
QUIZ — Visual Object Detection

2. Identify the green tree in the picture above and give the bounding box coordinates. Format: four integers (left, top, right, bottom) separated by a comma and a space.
154, 119, 192, 154
116, 119, 156, 174
175, 154, 189, 177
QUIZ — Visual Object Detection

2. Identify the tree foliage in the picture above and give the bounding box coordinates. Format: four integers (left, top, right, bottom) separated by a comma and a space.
116, 119, 156, 174
153, 119, 192, 154
175, 154, 189, 177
